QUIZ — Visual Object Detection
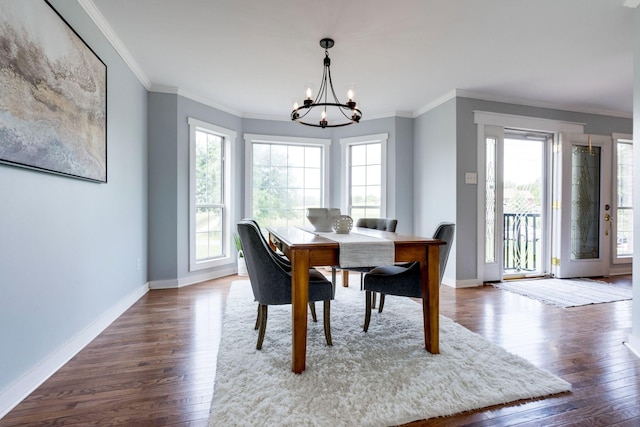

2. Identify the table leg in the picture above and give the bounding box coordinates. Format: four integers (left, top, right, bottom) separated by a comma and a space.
421, 244, 440, 354
290, 249, 310, 373
342, 270, 349, 287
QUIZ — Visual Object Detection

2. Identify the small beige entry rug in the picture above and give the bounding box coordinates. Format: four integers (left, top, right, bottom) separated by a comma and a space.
494, 278, 632, 308
208, 281, 571, 426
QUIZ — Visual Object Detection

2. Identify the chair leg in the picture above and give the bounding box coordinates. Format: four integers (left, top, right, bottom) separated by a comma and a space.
256, 304, 268, 350
364, 290, 372, 332
378, 293, 385, 313
323, 300, 332, 346
372, 291, 377, 309
331, 267, 337, 298
309, 302, 318, 322
254, 304, 260, 330
360, 272, 364, 290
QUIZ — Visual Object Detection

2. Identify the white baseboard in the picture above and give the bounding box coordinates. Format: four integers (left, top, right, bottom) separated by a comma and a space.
447, 278, 482, 288
0, 282, 149, 419
149, 266, 238, 289
148, 278, 179, 289
624, 335, 640, 360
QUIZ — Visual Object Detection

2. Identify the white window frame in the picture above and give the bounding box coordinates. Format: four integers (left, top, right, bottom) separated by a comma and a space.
340, 133, 388, 217
612, 133, 633, 264
188, 117, 235, 271
244, 134, 331, 223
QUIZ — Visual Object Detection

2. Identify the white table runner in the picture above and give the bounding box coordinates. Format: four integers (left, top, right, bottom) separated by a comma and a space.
313, 231, 395, 268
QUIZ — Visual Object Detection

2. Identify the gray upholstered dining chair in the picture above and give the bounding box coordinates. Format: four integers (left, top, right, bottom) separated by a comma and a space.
332, 217, 398, 291
363, 222, 455, 333
237, 220, 333, 349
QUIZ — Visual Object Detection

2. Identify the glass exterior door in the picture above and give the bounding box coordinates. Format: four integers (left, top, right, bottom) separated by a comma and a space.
503, 132, 548, 278
552, 134, 612, 278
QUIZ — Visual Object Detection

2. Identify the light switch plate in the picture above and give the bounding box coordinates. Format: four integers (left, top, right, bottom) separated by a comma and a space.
465, 172, 477, 184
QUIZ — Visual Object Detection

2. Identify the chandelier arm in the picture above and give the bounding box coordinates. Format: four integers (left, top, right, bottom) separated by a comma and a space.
314, 64, 329, 105
326, 67, 343, 105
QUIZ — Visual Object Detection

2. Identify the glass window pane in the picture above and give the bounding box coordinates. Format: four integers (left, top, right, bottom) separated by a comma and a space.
288, 167, 304, 188
351, 145, 366, 166
304, 189, 321, 207
195, 208, 210, 233
366, 186, 381, 205
351, 186, 366, 206
195, 232, 209, 260
253, 144, 270, 166
351, 208, 366, 221
367, 143, 381, 165
365, 208, 380, 218
367, 165, 381, 185
195, 207, 223, 262
305, 146, 321, 168
351, 165, 366, 186
305, 168, 321, 189
617, 207, 633, 257
288, 189, 303, 209
208, 231, 222, 257
271, 145, 287, 166
251, 141, 325, 229
288, 146, 305, 167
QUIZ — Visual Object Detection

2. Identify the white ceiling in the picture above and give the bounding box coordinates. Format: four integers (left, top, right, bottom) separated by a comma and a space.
88, 0, 636, 121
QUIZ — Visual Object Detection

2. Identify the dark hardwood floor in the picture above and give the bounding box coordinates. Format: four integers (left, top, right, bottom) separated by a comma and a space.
1, 274, 638, 426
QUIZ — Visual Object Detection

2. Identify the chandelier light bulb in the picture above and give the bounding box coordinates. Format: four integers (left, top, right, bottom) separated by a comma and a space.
306, 87, 313, 99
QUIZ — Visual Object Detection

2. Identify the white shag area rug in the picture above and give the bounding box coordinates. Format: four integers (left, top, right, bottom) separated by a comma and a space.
209, 281, 571, 426
494, 278, 632, 308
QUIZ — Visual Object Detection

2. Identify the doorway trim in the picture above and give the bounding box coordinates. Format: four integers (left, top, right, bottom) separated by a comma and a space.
474, 111, 584, 283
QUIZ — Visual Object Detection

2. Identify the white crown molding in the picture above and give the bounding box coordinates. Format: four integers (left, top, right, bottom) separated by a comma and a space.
150, 85, 246, 118
413, 89, 632, 119
77, 0, 152, 89
413, 89, 458, 117
623, 0, 640, 8
241, 112, 291, 122
456, 89, 633, 119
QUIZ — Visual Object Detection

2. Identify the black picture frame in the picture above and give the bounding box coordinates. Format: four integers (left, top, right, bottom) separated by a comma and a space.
0, 0, 107, 183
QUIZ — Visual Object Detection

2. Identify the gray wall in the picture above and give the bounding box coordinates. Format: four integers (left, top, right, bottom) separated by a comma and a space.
147, 93, 244, 286
148, 93, 178, 282
454, 97, 633, 282
0, 0, 148, 401
413, 98, 457, 283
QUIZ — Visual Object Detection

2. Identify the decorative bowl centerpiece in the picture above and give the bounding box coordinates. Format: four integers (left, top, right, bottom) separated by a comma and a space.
333, 215, 353, 234
306, 208, 341, 232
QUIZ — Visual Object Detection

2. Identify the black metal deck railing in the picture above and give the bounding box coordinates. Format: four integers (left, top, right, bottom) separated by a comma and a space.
504, 212, 541, 272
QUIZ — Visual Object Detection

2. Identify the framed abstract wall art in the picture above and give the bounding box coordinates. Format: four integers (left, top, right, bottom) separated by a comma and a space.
0, 0, 107, 183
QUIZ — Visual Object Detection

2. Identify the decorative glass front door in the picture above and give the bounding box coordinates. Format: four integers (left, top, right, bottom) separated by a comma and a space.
553, 134, 612, 278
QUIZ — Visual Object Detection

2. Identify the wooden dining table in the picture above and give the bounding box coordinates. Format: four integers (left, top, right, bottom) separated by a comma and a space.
267, 226, 444, 374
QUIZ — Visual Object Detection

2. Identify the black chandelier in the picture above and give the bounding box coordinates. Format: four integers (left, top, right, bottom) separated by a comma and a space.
291, 38, 362, 128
